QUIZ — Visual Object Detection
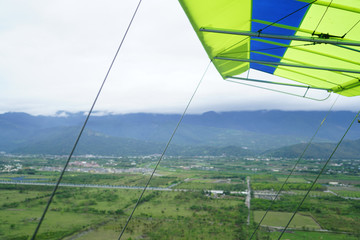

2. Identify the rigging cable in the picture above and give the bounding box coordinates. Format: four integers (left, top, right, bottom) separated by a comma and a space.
30, 1, 143, 239
335, 18, 360, 50
224, 78, 331, 101
223, 43, 316, 56
117, 60, 212, 240
312, 0, 333, 35
278, 110, 360, 240
342, 19, 360, 38
248, 95, 339, 240
218, 1, 317, 57
335, 44, 360, 53
258, 0, 317, 33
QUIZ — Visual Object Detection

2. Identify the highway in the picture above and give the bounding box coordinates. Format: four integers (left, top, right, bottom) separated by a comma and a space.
0, 180, 248, 195
0, 180, 172, 191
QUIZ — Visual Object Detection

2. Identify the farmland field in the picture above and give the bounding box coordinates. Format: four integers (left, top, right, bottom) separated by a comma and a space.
253, 210, 321, 230
1, 155, 360, 239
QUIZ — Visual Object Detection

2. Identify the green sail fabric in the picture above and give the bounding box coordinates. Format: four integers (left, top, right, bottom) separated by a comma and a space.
179, 0, 360, 97
179, 0, 252, 78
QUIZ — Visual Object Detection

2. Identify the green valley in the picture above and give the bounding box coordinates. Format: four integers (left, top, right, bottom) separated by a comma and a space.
1, 154, 359, 239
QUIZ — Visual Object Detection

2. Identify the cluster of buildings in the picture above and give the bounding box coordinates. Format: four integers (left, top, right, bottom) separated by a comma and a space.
1, 163, 22, 172
38, 164, 153, 174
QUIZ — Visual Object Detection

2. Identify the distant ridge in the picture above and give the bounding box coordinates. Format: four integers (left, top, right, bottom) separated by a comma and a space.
264, 138, 360, 159
0, 111, 359, 156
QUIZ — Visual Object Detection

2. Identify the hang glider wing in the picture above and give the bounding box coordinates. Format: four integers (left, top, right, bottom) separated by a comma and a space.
179, 0, 360, 97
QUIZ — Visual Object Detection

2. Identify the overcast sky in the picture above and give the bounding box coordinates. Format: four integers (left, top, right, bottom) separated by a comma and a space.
0, 0, 358, 116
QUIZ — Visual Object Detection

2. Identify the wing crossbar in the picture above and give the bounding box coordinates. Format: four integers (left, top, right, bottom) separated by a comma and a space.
215, 56, 360, 74
200, 27, 360, 47
227, 76, 333, 91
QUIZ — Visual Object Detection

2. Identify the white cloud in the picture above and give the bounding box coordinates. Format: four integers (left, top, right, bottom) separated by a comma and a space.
0, 0, 358, 115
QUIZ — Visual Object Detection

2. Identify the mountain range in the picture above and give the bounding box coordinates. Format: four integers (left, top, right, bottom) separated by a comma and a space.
0, 111, 359, 158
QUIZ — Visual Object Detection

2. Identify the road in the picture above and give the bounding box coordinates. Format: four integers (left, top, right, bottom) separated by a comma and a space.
246, 176, 251, 225
0, 180, 247, 195
325, 189, 360, 200
0, 180, 173, 191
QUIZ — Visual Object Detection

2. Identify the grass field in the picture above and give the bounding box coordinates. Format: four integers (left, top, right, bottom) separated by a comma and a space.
0, 184, 248, 239
253, 211, 321, 230
276, 177, 308, 183
0, 189, 49, 204
269, 231, 358, 240
0, 206, 109, 240
1, 165, 360, 239
328, 187, 360, 198
62, 190, 248, 240
60, 173, 179, 188
0, 174, 53, 182
0, 186, 127, 239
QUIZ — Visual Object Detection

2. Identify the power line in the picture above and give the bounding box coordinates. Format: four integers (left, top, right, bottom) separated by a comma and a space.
117, 60, 212, 240
248, 95, 339, 240
30, 1, 143, 239
278, 110, 360, 240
